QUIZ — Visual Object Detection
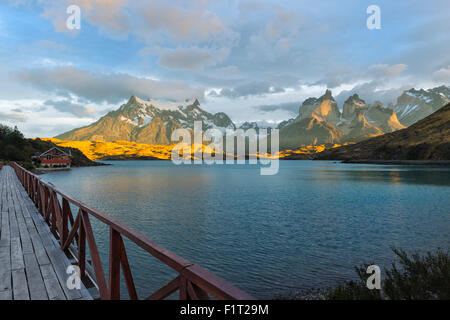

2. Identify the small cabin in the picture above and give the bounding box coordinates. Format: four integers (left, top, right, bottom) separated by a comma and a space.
34, 147, 72, 168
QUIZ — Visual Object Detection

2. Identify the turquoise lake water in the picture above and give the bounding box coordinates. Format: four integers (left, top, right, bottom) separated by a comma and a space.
41, 160, 450, 299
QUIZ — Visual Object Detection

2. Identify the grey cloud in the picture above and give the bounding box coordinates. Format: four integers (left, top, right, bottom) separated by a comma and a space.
315, 64, 408, 89
141, 1, 229, 43
314, 71, 355, 89
155, 46, 230, 71
44, 99, 95, 118
335, 81, 413, 108
253, 102, 299, 114
209, 82, 285, 99
25, 0, 231, 44
314, 77, 344, 89
433, 65, 450, 84
12, 66, 205, 104
0, 112, 26, 122
367, 64, 408, 78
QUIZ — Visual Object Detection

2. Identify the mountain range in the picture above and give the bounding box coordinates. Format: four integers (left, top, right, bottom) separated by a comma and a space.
314, 102, 450, 161
56, 96, 235, 144
278, 90, 406, 148
56, 86, 450, 149
394, 85, 450, 127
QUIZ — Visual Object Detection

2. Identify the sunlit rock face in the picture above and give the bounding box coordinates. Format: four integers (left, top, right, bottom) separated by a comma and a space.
280, 89, 405, 148
342, 94, 368, 121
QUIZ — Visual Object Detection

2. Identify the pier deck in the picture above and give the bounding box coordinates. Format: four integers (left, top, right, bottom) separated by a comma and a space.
3, 162, 253, 301
0, 165, 92, 300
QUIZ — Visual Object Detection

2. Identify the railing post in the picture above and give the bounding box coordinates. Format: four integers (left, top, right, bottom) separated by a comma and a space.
81, 210, 108, 299
109, 228, 121, 300
50, 193, 56, 236
44, 187, 50, 221
38, 184, 44, 215
78, 215, 86, 278
61, 198, 70, 249
179, 276, 188, 300
119, 237, 138, 300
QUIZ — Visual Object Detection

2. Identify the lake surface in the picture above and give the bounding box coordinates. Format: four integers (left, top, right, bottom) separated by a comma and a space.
41, 161, 450, 299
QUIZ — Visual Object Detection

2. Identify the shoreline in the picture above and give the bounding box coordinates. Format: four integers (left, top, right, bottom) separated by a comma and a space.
95, 157, 450, 165
97, 158, 450, 165
34, 161, 109, 174
341, 159, 450, 166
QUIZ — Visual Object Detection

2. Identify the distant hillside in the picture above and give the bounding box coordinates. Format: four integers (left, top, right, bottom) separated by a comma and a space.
315, 103, 450, 161
0, 124, 101, 167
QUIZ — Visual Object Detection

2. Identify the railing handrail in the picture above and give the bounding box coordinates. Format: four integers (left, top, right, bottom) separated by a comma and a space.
10, 162, 254, 300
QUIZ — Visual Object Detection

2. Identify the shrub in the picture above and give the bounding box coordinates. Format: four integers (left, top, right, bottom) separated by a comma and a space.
327, 248, 450, 300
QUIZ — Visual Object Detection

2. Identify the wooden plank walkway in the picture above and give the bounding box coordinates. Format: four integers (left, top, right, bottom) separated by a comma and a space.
0, 166, 92, 300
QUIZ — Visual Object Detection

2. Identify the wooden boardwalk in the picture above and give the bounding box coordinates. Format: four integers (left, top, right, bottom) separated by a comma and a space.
0, 166, 92, 300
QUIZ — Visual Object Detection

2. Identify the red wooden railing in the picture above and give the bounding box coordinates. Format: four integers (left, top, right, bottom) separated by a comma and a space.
11, 162, 254, 300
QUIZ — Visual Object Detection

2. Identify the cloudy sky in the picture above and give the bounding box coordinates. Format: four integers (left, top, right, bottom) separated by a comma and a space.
0, 0, 449, 137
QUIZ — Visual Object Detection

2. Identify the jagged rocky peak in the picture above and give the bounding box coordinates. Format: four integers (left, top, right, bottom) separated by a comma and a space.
55, 95, 236, 144
128, 95, 141, 104
342, 94, 368, 120
298, 89, 341, 124
399, 86, 450, 104
322, 89, 333, 101
366, 101, 390, 119
239, 121, 259, 130
396, 86, 450, 107
298, 97, 319, 116
212, 112, 236, 129
148, 97, 235, 130
394, 85, 450, 127
192, 98, 200, 107
344, 109, 384, 142
277, 118, 295, 129
365, 101, 405, 133
313, 90, 341, 124
279, 113, 344, 149
370, 100, 384, 109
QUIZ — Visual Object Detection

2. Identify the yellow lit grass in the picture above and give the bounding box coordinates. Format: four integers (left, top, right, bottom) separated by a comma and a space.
41, 138, 352, 160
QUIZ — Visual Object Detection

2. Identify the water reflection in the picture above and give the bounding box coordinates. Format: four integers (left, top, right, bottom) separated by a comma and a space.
297, 166, 450, 187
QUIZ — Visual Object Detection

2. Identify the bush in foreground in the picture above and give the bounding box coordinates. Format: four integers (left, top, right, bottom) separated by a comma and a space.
329, 248, 450, 300
278, 248, 450, 300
